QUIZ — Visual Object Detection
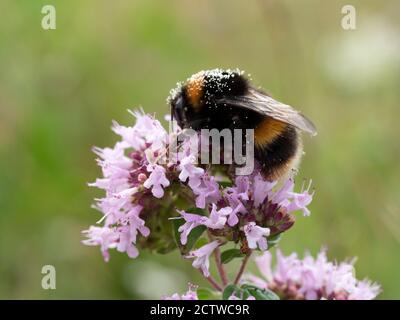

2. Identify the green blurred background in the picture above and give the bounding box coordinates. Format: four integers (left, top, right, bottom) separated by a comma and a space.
0, 0, 399, 299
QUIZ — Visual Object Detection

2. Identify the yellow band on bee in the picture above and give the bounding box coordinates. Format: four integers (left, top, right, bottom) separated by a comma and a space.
254, 117, 287, 146
186, 72, 204, 109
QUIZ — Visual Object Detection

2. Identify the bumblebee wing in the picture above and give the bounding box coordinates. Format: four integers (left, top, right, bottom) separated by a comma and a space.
217, 88, 317, 136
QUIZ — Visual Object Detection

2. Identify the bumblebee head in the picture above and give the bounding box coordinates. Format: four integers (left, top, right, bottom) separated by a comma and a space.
168, 69, 249, 129
169, 90, 185, 127
169, 70, 206, 128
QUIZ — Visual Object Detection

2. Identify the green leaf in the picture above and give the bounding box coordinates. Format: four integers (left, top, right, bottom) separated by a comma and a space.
240, 284, 260, 291
250, 288, 280, 300
194, 237, 209, 249
223, 284, 273, 300
267, 233, 283, 249
172, 218, 185, 248
185, 225, 207, 252
221, 248, 245, 264
241, 284, 280, 300
171, 219, 206, 254
222, 284, 241, 300
186, 207, 208, 216
219, 181, 233, 188
197, 287, 220, 300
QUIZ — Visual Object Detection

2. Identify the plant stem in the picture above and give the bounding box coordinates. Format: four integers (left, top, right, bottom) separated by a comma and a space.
213, 245, 229, 286
234, 251, 252, 285
207, 231, 228, 286
200, 271, 223, 291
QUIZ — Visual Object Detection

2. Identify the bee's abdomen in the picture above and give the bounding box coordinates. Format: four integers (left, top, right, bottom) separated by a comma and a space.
254, 122, 300, 180
254, 118, 287, 146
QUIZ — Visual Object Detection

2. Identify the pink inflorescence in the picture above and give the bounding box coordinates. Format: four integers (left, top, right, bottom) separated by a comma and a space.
82, 110, 313, 271
245, 249, 381, 300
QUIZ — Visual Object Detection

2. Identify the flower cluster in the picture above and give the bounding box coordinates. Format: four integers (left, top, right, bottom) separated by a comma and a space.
83, 110, 381, 300
178, 174, 313, 276
83, 111, 312, 271
82, 111, 171, 261
245, 249, 381, 300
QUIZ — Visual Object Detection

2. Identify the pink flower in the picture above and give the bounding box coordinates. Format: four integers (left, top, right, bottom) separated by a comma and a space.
143, 164, 170, 198
348, 280, 381, 300
82, 226, 119, 262
192, 175, 221, 209
162, 284, 199, 300
246, 249, 381, 300
177, 205, 231, 245
123, 206, 150, 237
270, 179, 295, 206
116, 225, 140, 259
243, 222, 270, 251
178, 155, 204, 189
185, 241, 220, 277
114, 110, 168, 150
273, 250, 300, 284
205, 204, 232, 229
177, 204, 232, 245
286, 180, 314, 216
223, 177, 250, 226
252, 173, 277, 207
177, 211, 207, 245
232, 176, 250, 201
224, 193, 247, 227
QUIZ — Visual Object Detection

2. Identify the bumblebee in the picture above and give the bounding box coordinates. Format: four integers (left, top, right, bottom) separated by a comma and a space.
168, 69, 316, 180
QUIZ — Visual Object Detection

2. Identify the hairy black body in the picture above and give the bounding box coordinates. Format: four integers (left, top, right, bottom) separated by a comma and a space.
169, 69, 315, 180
